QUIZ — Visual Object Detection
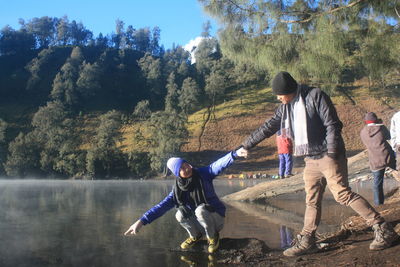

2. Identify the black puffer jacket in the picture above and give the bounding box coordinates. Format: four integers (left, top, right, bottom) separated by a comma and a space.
242, 85, 345, 157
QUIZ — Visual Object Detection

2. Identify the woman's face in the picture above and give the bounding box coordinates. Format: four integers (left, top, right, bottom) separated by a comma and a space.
179, 162, 193, 178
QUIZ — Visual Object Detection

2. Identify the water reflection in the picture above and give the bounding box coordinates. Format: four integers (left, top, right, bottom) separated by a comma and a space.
0, 178, 397, 267
0, 179, 260, 267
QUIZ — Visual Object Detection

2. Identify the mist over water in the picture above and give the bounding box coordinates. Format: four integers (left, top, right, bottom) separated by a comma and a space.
0, 178, 396, 266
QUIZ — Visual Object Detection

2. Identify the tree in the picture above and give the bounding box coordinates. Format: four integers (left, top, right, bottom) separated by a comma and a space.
164, 72, 180, 113
30, 101, 84, 175
132, 100, 151, 121
299, 17, 347, 89
5, 132, 41, 177
0, 119, 7, 174
86, 110, 125, 178
204, 58, 233, 104
179, 77, 201, 114
76, 61, 102, 100
25, 47, 55, 90
198, 0, 400, 85
150, 26, 161, 56
69, 20, 93, 46
56, 16, 71, 45
0, 25, 35, 55
134, 28, 151, 52
95, 33, 109, 48
358, 20, 398, 88
21, 16, 57, 48
127, 151, 151, 177
147, 111, 188, 172
138, 53, 164, 107
112, 19, 126, 49
50, 46, 84, 106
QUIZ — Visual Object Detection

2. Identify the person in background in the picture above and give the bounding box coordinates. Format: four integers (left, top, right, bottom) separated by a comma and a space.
276, 129, 293, 179
124, 148, 247, 253
360, 112, 396, 205
390, 110, 400, 172
238, 71, 399, 256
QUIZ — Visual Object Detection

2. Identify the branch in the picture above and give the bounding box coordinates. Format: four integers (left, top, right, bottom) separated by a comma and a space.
395, 6, 400, 19
225, 0, 367, 24
280, 0, 367, 23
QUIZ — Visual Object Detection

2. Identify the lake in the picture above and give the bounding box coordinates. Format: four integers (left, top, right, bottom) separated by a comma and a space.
0, 178, 397, 267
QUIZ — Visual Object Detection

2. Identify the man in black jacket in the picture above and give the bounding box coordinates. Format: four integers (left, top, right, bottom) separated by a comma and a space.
240, 71, 398, 256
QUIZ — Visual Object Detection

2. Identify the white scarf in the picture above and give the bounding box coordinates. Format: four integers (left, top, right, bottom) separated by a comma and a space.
280, 89, 309, 156
292, 92, 309, 156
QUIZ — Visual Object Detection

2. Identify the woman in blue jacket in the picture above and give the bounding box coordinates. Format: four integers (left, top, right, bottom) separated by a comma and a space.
124, 148, 246, 253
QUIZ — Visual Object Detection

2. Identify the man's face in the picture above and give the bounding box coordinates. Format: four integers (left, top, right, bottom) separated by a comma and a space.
179, 162, 193, 178
276, 93, 296, 104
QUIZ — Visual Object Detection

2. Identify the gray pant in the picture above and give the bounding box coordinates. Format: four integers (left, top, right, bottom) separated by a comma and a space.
175, 204, 224, 239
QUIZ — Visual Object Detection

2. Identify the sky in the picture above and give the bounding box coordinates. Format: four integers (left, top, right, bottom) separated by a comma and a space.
0, 0, 219, 49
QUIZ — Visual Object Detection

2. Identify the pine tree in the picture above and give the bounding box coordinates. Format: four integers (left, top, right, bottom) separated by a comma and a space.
179, 77, 201, 114
50, 46, 84, 106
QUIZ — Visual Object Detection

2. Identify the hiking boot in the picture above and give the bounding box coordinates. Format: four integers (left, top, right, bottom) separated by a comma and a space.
370, 222, 399, 250
283, 234, 318, 257
180, 234, 202, 250
208, 233, 220, 253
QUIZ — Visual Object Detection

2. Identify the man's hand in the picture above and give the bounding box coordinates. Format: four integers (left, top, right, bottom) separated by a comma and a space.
236, 147, 248, 158
124, 220, 143, 236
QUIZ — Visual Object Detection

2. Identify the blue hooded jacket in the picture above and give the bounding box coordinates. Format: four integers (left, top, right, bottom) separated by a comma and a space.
139, 151, 236, 225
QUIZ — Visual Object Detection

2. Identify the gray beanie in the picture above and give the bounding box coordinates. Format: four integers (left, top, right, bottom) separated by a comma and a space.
272, 71, 298, 95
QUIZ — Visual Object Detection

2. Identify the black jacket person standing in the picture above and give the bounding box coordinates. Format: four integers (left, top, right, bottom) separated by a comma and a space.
239, 71, 398, 256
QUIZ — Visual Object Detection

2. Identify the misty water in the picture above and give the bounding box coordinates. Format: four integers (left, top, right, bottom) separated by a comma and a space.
0, 178, 398, 267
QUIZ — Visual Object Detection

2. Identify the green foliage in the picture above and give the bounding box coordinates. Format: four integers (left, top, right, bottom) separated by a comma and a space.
0, 26, 35, 55
138, 53, 164, 107
0, 118, 7, 174
299, 17, 348, 87
127, 151, 151, 177
147, 111, 188, 172
164, 72, 180, 113
76, 61, 102, 99
5, 132, 40, 177
179, 77, 201, 114
204, 58, 234, 103
86, 110, 125, 178
132, 100, 151, 121
200, 0, 399, 88
357, 21, 398, 88
50, 47, 84, 106
31, 101, 84, 175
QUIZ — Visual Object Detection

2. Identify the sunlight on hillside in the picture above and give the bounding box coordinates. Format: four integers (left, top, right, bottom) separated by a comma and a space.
187, 87, 274, 134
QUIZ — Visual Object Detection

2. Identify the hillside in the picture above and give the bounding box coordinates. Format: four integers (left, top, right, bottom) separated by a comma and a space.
178, 79, 400, 175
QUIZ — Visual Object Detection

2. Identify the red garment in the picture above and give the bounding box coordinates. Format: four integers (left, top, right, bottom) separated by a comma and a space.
277, 135, 293, 154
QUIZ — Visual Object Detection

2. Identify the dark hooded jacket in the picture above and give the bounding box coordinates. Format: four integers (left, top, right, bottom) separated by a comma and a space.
242, 85, 345, 158
360, 123, 395, 171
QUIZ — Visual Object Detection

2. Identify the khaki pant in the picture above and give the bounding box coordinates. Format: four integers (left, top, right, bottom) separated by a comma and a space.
301, 153, 384, 236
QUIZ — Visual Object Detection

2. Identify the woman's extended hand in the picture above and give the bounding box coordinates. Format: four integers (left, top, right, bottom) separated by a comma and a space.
124, 220, 143, 235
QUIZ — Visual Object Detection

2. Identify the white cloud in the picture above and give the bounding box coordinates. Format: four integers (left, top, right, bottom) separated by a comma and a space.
183, 36, 206, 64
